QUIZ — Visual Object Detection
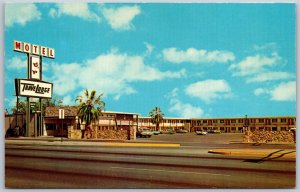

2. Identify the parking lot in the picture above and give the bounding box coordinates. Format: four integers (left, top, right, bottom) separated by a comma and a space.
136, 132, 244, 145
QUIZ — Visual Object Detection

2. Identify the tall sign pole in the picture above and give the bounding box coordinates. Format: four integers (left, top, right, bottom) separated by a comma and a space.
13, 40, 55, 137
59, 109, 65, 142
26, 53, 30, 137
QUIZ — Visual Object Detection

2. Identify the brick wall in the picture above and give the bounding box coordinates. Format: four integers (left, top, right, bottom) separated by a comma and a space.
244, 130, 295, 143
97, 130, 128, 140
66, 123, 138, 140
68, 127, 81, 139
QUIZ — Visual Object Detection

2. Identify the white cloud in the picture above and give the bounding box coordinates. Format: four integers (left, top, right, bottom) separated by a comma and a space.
49, 63, 81, 95
270, 81, 296, 101
185, 79, 232, 103
62, 95, 74, 106
6, 56, 27, 69
254, 81, 296, 102
102, 5, 141, 31
50, 3, 101, 23
253, 42, 277, 51
5, 3, 41, 27
162, 47, 235, 64
167, 88, 204, 118
144, 42, 154, 56
48, 49, 185, 99
229, 53, 281, 77
246, 72, 294, 83
254, 88, 267, 96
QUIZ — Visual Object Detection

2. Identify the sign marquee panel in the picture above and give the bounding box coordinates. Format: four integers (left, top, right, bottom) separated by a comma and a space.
15, 79, 53, 98
14, 40, 55, 59
29, 55, 41, 80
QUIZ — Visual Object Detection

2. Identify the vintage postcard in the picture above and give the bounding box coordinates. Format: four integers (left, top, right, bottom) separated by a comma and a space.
4, 1, 296, 189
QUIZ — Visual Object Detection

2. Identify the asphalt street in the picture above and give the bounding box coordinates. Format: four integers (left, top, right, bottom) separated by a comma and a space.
5, 135, 296, 189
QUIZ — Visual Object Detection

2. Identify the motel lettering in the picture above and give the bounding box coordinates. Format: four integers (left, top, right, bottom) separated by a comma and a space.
21, 83, 51, 94
14, 40, 55, 59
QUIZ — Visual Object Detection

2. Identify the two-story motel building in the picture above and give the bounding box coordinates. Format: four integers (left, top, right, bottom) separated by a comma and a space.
6, 106, 294, 137
138, 116, 296, 133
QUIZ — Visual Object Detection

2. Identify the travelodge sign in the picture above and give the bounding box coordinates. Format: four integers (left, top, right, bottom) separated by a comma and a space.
15, 79, 53, 98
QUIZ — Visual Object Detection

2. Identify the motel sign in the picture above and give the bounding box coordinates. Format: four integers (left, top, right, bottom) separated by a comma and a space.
13, 40, 55, 137
14, 40, 55, 59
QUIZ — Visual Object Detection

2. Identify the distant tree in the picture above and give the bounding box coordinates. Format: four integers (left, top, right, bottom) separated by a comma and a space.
75, 89, 105, 139
11, 95, 63, 115
43, 95, 63, 108
11, 100, 27, 114
149, 107, 164, 131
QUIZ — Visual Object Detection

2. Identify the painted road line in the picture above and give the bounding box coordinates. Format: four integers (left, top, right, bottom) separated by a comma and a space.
110, 166, 231, 177
99, 142, 180, 147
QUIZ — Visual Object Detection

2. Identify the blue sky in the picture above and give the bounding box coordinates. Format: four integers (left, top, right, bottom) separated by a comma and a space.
4, 3, 296, 118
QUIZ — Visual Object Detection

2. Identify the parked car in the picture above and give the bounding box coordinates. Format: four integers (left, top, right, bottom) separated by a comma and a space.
208, 129, 221, 134
196, 130, 207, 135
152, 130, 162, 135
136, 128, 153, 138
176, 129, 188, 133
212, 130, 221, 134
161, 129, 176, 134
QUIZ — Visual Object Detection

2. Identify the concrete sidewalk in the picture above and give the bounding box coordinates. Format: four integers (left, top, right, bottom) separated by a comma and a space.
208, 148, 296, 158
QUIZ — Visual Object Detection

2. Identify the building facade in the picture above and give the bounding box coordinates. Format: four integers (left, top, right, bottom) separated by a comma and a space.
138, 116, 296, 133
5, 106, 296, 139
44, 106, 139, 139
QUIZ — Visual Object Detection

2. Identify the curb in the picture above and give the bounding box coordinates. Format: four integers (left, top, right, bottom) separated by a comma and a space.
229, 141, 296, 145
208, 149, 296, 158
5, 140, 181, 148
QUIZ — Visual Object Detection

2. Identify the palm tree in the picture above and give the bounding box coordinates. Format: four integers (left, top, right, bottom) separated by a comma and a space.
75, 89, 105, 139
149, 107, 164, 131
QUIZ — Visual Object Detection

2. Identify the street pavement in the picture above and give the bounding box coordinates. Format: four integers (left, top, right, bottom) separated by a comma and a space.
5, 134, 296, 188
5, 134, 296, 159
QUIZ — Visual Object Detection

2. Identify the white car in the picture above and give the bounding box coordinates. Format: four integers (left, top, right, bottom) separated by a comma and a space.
196, 130, 207, 135
136, 128, 153, 138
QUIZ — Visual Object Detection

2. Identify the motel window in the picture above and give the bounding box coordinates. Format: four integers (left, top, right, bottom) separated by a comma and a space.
281, 118, 287, 123
272, 119, 278, 122
259, 119, 264, 123
220, 120, 224, 123
290, 119, 295, 125
231, 120, 236, 123
272, 127, 277, 131
203, 120, 207, 123
46, 124, 56, 130
238, 119, 243, 123
213, 120, 217, 123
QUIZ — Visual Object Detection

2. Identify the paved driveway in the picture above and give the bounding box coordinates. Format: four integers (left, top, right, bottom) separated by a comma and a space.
136, 132, 244, 145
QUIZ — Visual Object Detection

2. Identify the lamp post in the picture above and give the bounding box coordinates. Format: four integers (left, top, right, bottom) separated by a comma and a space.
244, 115, 250, 142
244, 115, 249, 131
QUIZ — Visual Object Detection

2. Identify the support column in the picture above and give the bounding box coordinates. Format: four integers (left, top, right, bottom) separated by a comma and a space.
34, 113, 37, 137
39, 98, 43, 136
26, 97, 30, 137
